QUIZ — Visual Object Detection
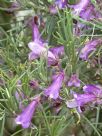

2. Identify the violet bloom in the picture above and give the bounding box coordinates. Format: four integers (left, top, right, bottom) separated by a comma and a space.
28, 18, 44, 60
80, 39, 102, 60
83, 84, 102, 97
67, 92, 96, 112
71, 1, 102, 31
50, 6, 58, 14
44, 72, 64, 100
55, 0, 67, 9
81, 2, 102, 20
80, 6, 93, 20
69, 0, 89, 16
50, 0, 67, 14
15, 97, 40, 128
66, 84, 102, 112
28, 41, 58, 66
83, 84, 102, 104
28, 18, 58, 66
68, 74, 80, 87
50, 46, 64, 58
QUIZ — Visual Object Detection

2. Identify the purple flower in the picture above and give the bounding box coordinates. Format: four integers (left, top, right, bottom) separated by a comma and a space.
68, 74, 80, 87
50, 46, 64, 58
44, 72, 64, 100
80, 3, 102, 20
69, 0, 89, 16
49, 5, 58, 14
55, 0, 67, 9
80, 39, 102, 60
71, 1, 102, 32
31, 16, 44, 42
32, 23, 40, 42
66, 84, 102, 112
28, 41, 58, 66
28, 16, 45, 60
66, 92, 96, 112
15, 96, 40, 128
50, 0, 67, 14
80, 5, 95, 21
28, 17, 58, 66
83, 84, 102, 96
73, 93, 96, 106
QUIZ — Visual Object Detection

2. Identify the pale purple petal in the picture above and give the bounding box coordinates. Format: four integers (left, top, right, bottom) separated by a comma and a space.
28, 41, 58, 66
66, 91, 96, 112
83, 84, 102, 96
44, 72, 64, 100
66, 99, 78, 108
80, 4, 94, 20
69, 0, 89, 15
73, 93, 96, 106
49, 5, 57, 14
49, 0, 67, 14
32, 24, 40, 41
67, 84, 102, 112
50, 46, 64, 58
15, 91, 24, 101
28, 52, 39, 60
68, 74, 80, 87
82, 4, 102, 20
80, 39, 102, 60
55, 0, 67, 9
28, 41, 46, 56
15, 97, 40, 128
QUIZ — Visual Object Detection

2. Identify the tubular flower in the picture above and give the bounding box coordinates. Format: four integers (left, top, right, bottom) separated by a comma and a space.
70, 1, 102, 31
83, 84, 102, 104
44, 71, 64, 100
66, 84, 102, 112
83, 84, 102, 96
68, 74, 80, 87
15, 96, 40, 128
69, 0, 89, 16
28, 41, 58, 66
80, 39, 102, 60
28, 17, 58, 66
66, 92, 96, 112
50, 0, 67, 14
80, 5, 94, 21
50, 46, 64, 58
80, 2, 102, 21
28, 16, 45, 60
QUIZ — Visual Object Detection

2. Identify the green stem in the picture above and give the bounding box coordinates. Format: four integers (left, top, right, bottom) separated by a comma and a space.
39, 103, 52, 136
82, 115, 101, 136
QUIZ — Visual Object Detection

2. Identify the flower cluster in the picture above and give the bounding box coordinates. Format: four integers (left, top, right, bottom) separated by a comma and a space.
14, 0, 102, 131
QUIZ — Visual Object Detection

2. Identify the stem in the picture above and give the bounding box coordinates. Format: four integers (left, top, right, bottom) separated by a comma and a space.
39, 103, 52, 136
95, 107, 100, 128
